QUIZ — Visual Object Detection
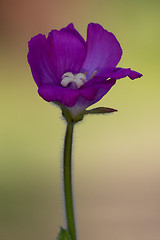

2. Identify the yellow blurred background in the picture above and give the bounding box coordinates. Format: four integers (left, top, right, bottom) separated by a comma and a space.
0, 0, 160, 239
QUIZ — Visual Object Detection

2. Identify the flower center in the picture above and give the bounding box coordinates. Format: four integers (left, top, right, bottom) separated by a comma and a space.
61, 72, 87, 88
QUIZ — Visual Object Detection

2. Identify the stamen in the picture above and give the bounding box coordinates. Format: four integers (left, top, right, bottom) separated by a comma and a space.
90, 70, 97, 80
61, 72, 87, 88
61, 72, 74, 87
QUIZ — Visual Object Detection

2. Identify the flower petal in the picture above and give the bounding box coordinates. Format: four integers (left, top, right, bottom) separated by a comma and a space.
27, 34, 57, 87
107, 68, 143, 80
68, 79, 116, 117
79, 86, 97, 101
79, 78, 116, 103
47, 26, 86, 80
81, 23, 122, 79
88, 79, 117, 104
61, 23, 86, 47
38, 79, 116, 117
38, 84, 79, 107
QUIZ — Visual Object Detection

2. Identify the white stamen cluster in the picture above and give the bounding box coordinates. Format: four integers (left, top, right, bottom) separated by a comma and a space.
61, 72, 87, 88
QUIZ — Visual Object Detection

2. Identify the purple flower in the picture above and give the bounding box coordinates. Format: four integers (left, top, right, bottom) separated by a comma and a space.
28, 23, 142, 117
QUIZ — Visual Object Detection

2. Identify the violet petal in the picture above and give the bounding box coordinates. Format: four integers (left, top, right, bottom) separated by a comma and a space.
47, 27, 86, 81
27, 34, 57, 87
79, 78, 116, 103
67, 79, 116, 117
81, 23, 122, 79
38, 84, 79, 107
89, 79, 117, 104
79, 87, 97, 101
61, 23, 86, 47
107, 68, 143, 80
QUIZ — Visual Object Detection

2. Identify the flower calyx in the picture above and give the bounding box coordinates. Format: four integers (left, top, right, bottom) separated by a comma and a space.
54, 102, 85, 124
53, 102, 118, 124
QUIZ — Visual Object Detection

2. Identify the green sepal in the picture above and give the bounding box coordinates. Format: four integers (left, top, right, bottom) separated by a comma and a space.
53, 101, 84, 124
53, 102, 117, 124
56, 227, 72, 240
84, 107, 118, 115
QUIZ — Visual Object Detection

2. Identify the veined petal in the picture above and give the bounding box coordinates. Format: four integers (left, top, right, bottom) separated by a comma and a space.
27, 34, 57, 87
79, 86, 97, 101
61, 23, 86, 47
48, 26, 86, 80
38, 84, 79, 107
87, 79, 116, 104
81, 23, 122, 79
107, 68, 143, 80
79, 78, 116, 103
67, 79, 116, 117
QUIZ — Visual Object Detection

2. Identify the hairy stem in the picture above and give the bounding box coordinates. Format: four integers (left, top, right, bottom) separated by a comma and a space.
63, 122, 76, 240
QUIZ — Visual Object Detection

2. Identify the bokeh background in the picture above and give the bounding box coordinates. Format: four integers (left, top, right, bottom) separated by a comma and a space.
0, 0, 160, 239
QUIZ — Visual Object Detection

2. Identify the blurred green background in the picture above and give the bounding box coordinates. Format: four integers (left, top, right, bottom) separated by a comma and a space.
0, 0, 160, 239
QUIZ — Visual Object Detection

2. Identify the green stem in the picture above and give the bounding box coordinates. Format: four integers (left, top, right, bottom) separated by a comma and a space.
63, 122, 76, 240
